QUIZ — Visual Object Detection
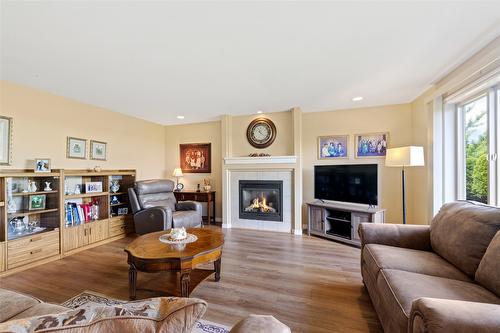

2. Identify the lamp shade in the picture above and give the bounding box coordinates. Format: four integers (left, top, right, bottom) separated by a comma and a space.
385, 146, 424, 167
172, 168, 183, 177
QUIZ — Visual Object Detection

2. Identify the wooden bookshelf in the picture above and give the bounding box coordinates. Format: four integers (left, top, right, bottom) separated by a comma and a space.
64, 192, 109, 199
0, 168, 136, 277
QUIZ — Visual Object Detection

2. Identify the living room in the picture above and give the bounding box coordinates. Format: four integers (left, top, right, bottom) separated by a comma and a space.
1, 1, 499, 332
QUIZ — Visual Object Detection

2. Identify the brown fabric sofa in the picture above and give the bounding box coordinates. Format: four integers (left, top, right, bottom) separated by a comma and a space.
359, 201, 500, 333
0, 288, 290, 333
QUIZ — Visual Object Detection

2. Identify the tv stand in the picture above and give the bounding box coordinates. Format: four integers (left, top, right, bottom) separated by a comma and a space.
307, 201, 385, 247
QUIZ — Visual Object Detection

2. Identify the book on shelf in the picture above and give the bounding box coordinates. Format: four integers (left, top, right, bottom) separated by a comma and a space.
64, 201, 100, 226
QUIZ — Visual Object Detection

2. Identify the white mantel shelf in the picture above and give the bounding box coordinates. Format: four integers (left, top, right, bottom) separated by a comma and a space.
224, 155, 297, 165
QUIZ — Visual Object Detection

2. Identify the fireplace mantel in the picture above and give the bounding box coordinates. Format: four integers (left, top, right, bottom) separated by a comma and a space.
224, 155, 297, 165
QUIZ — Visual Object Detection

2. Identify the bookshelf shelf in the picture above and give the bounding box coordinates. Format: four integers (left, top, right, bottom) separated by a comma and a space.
64, 217, 108, 228
8, 208, 59, 218
65, 192, 109, 199
110, 192, 127, 195
0, 202, 4, 207
110, 202, 126, 207
11, 190, 58, 197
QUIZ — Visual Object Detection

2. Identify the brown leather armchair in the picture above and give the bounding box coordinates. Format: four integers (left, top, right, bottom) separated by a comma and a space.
128, 179, 202, 235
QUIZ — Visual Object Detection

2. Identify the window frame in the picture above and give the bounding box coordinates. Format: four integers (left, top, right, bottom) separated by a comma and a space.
456, 88, 499, 205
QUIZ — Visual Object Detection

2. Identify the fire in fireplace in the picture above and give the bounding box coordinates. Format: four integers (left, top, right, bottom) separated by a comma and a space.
239, 180, 283, 222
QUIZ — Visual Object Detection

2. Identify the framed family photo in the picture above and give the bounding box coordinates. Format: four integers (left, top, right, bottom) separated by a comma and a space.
90, 140, 107, 161
34, 158, 51, 173
67, 137, 87, 159
0, 116, 13, 165
355, 132, 389, 158
318, 135, 348, 159
180, 143, 211, 173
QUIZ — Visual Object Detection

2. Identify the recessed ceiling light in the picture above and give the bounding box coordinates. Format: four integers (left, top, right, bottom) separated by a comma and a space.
176, 115, 185, 119
257, 110, 263, 114
352, 96, 364, 102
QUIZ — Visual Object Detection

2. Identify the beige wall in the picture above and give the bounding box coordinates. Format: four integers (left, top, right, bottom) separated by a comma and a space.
231, 111, 293, 156
302, 104, 414, 224
0, 80, 166, 179
164, 121, 222, 220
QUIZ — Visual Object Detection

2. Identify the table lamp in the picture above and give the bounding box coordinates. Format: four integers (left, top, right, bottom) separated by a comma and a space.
172, 168, 184, 191
385, 146, 424, 224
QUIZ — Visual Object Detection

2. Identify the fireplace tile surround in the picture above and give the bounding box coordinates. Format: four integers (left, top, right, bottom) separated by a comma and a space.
229, 170, 292, 232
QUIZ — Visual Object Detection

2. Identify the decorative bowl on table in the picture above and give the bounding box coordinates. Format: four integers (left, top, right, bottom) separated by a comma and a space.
169, 227, 187, 241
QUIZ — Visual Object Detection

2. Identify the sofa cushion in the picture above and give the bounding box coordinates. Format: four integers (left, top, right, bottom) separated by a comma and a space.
0, 297, 207, 333
173, 210, 200, 228
363, 244, 471, 282
430, 201, 500, 276
377, 269, 500, 319
475, 231, 500, 297
10, 303, 68, 320
0, 288, 41, 322
230, 315, 291, 333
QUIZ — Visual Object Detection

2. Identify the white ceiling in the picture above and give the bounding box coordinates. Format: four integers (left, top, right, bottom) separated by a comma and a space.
1, 1, 500, 125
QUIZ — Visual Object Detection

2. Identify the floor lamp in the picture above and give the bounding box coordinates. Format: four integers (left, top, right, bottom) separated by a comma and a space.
385, 146, 424, 224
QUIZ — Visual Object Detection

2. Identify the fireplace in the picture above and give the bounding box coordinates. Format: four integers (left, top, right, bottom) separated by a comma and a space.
239, 180, 283, 222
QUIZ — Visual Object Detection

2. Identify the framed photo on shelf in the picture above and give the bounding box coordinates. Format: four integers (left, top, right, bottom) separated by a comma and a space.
34, 158, 51, 173
355, 132, 389, 158
0, 116, 13, 165
85, 182, 103, 193
318, 135, 348, 159
179, 143, 211, 173
117, 207, 128, 215
90, 140, 107, 161
28, 194, 46, 211
67, 137, 87, 159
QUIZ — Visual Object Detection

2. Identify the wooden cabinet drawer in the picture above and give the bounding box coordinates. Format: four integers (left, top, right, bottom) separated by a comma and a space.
109, 217, 132, 237
177, 193, 197, 201
8, 230, 59, 254
8, 230, 60, 269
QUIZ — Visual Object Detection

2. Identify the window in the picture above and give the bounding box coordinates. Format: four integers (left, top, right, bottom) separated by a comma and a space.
458, 87, 499, 205
463, 95, 488, 203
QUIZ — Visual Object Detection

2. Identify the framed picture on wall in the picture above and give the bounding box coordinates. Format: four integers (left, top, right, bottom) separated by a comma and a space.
180, 143, 211, 173
67, 137, 87, 159
0, 116, 13, 165
355, 132, 389, 158
318, 135, 349, 159
90, 140, 107, 160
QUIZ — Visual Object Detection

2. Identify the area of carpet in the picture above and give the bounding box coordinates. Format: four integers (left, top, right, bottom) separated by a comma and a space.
61, 290, 230, 333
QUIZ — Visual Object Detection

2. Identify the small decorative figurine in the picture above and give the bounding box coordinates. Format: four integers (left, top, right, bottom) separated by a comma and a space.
74, 184, 81, 194
7, 199, 17, 213
196, 184, 201, 192
29, 180, 38, 192
110, 180, 120, 193
110, 196, 120, 205
44, 182, 52, 191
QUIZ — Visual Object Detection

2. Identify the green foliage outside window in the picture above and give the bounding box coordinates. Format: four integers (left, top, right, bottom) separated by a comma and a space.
465, 109, 488, 203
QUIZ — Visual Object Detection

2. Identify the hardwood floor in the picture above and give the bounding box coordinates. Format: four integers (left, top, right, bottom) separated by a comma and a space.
0, 228, 382, 332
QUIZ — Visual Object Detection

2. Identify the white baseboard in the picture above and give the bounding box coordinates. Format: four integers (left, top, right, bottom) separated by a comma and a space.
221, 223, 231, 229
293, 229, 303, 236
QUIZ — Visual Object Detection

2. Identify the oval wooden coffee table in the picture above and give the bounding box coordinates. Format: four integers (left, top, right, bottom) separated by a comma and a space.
124, 228, 224, 299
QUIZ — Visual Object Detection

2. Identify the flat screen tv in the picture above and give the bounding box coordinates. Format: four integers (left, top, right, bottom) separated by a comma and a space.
314, 164, 378, 205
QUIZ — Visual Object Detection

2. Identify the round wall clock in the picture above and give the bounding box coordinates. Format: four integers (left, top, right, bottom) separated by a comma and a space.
246, 117, 277, 149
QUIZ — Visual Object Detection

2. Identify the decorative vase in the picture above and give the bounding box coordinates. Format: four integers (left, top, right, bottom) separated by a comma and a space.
29, 181, 37, 192
44, 182, 52, 191
203, 185, 211, 192
7, 199, 17, 213
110, 181, 120, 193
